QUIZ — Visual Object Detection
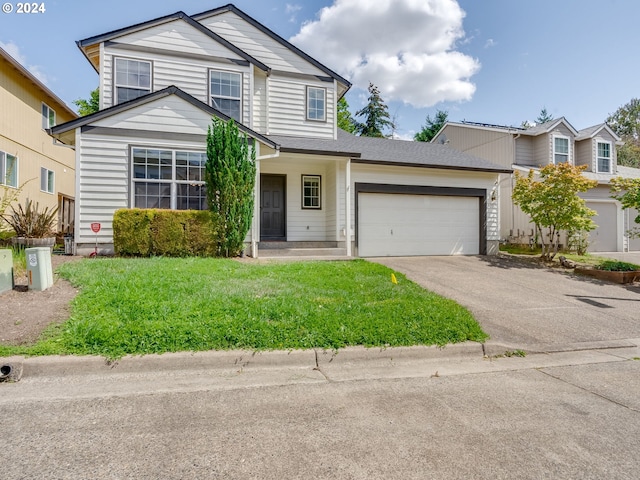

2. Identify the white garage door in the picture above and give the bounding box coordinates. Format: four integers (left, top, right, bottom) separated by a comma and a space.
358, 193, 480, 257
587, 201, 618, 252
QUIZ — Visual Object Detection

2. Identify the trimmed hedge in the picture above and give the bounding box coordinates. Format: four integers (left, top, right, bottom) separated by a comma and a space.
113, 209, 222, 257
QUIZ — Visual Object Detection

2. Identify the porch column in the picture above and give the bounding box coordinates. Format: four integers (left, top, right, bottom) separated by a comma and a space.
345, 158, 351, 257
252, 158, 261, 258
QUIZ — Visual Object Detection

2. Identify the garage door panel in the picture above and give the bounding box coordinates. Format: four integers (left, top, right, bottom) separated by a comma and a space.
587, 202, 617, 252
358, 193, 479, 257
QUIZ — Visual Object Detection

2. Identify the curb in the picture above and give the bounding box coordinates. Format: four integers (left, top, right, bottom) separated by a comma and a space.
1, 342, 490, 381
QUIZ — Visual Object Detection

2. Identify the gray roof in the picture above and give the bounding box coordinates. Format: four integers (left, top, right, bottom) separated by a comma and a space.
575, 123, 622, 142
268, 129, 512, 174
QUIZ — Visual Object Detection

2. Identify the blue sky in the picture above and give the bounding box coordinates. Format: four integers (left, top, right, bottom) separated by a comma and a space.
2, 0, 639, 139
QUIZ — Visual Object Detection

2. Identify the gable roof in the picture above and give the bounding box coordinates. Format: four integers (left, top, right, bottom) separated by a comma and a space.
576, 123, 622, 142
0, 46, 77, 119
49, 85, 277, 149
438, 118, 581, 139
268, 130, 511, 174
521, 117, 579, 136
192, 4, 351, 90
77, 11, 270, 73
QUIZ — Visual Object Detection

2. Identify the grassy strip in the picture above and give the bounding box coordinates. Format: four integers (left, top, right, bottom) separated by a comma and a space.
0, 258, 486, 359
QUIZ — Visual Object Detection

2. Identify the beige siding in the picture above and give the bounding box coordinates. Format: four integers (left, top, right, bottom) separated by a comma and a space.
437, 125, 513, 168
115, 19, 246, 59
515, 136, 535, 166
575, 138, 592, 168
0, 54, 76, 228
268, 76, 334, 138
350, 164, 499, 241
200, 11, 327, 76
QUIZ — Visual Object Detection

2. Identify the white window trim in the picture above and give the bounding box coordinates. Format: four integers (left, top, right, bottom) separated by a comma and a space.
306, 86, 326, 122
0, 151, 19, 188
130, 146, 207, 211
596, 140, 612, 173
552, 134, 570, 164
41, 103, 56, 130
40, 167, 54, 194
301, 174, 321, 209
114, 57, 153, 105
209, 69, 242, 122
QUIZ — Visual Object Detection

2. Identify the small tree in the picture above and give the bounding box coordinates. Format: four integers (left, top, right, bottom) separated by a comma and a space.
536, 107, 553, 124
414, 110, 448, 142
610, 177, 640, 238
73, 87, 100, 116
355, 83, 393, 138
337, 97, 357, 134
204, 117, 256, 257
512, 163, 597, 260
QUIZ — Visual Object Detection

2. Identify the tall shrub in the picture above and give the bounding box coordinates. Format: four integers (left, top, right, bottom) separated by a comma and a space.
204, 117, 256, 257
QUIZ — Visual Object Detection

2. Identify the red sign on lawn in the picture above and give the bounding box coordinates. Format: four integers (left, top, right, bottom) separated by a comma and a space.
90, 222, 101, 233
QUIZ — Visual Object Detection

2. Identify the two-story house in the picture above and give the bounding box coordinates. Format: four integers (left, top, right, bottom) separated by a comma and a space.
1, 47, 77, 234
433, 118, 640, 252
49, 4, 510, 257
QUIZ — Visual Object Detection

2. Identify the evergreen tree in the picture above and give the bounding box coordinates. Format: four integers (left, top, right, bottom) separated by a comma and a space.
355, 83, 393, 138
607, 98, 640, 167
414, 110, 448, 142
535, 107, 553, 124
204, 118, 256, 257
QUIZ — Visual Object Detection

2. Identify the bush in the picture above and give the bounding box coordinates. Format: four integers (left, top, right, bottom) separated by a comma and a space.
113, 209, 221, 257
595, 260, 640, 272
2, 199, 58, 238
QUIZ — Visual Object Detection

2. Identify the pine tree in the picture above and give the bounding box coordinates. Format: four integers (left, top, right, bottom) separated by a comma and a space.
355, 83, 393, 138
337, 97, 357, 134
204, 118, 256, 257
414, 110, 448, 142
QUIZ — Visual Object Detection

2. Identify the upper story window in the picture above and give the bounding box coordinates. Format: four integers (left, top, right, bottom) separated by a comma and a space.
553, 136, 570, 164
597, 141, 611, 173
0, 151, 18, 188
115, 58, 152, 104
306, 87, 326, 122
41, 103, 55, 129
40, 167, 54, 194
210, 70, 241, 122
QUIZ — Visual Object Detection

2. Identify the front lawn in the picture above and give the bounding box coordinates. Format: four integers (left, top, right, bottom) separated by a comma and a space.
1, 258, 486, 359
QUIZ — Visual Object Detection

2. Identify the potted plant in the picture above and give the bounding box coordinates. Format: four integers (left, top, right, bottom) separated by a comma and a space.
1, 199, 58, 248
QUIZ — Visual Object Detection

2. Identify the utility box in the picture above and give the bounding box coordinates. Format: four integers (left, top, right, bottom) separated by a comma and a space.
0, 249, 13, 294
25, 247, 53, 291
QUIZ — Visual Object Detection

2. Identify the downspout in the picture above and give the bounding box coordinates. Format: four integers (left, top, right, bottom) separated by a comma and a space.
251, 146, 280, 258
511, 133, 521, 238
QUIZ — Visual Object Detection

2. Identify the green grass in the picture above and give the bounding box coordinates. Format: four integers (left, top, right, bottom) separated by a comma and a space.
594, 260, 640, 272
0, 257, 487, 359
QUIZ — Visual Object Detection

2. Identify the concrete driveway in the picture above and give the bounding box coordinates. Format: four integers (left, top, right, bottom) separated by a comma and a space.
372, 255, 640, 353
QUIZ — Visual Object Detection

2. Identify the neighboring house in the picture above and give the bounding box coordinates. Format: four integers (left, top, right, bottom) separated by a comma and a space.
0, 47, 77, 234
49, 4, 509, 257
433, 118, 640, 252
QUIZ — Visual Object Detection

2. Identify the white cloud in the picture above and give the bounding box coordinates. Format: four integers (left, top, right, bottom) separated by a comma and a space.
290, 0, 479, 108
0, 41, 50, 85
484, 38, 497, 48
285, 3, 302, 23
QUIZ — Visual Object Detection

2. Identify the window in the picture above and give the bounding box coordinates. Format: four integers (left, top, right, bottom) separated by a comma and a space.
597, 141, 611, 173
302, 175, 321, 209
0, 151, 18, 187
132, 148, 207, 210
42, 103, 55, 129
306, 87, 326, 121
40, 167, 54, 194
114, 58, 152, 104
553, 136, 569, 164
210, 70, 241, 122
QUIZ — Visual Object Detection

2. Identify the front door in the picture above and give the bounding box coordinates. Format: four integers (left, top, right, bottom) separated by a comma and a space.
261, 174, 286, 240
